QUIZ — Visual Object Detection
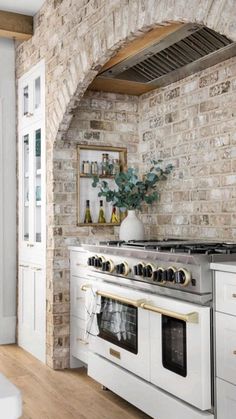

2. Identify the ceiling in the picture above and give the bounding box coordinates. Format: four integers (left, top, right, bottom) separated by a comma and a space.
0, 0, 44, 15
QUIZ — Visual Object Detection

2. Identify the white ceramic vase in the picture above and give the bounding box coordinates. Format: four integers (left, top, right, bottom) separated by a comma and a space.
119, 210, 145, 241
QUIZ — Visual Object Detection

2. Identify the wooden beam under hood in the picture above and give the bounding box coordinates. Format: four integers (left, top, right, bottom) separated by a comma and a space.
0, 10, 33, 40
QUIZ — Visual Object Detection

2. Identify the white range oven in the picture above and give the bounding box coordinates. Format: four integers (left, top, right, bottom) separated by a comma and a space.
77, 240, 236, 419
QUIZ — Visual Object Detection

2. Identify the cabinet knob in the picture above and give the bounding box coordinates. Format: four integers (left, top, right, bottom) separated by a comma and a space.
25, 112, 34, 117
233, 350, 236, 355
232, 293, 236, 298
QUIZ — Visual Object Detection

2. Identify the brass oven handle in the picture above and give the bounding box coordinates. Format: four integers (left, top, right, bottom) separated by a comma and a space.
76, 338, 88, 345
81, 284, 144, 308
140, 302, 199, 324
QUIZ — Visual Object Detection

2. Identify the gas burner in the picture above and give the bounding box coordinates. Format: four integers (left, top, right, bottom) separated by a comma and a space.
170, 242, 236, 255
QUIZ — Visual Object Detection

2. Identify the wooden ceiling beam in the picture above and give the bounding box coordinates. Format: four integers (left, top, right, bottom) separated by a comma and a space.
0, 10, 33, 41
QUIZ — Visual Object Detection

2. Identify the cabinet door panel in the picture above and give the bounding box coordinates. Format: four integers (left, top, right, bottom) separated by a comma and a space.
34, 269, 45, 336
18, 265, 45, 363
215, 271, 236, 316
19, 266, 33, 330
216, 312, 236, 385
217, 378, 236, 419
19, 61, 45, 128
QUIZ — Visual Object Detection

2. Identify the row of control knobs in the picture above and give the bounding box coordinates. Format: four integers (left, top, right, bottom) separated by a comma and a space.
87, 256, 191, 287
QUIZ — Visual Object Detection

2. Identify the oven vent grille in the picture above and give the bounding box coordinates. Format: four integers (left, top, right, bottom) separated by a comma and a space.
99, 25, 236, 88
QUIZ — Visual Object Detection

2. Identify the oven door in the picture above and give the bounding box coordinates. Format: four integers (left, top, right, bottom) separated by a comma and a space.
146, 294, 211, 411
83, 281, 150, 381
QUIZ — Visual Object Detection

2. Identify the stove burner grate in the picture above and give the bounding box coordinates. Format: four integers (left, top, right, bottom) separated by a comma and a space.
99, 239, 236, 255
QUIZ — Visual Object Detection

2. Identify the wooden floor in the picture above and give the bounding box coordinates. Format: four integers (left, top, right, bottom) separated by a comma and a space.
0, 345, 150, 419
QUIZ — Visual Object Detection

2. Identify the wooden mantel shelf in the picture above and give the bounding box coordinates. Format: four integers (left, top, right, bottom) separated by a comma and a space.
0, 10, 33, 41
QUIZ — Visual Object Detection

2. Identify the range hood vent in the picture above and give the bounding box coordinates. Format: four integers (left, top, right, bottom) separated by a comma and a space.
98, 24, 236, 89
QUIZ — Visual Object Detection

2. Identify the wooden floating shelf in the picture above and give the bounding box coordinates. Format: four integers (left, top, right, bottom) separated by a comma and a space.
77, 223, 120, 227
79, 174, 116, 179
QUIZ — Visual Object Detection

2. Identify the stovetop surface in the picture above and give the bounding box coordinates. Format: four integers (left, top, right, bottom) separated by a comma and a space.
99, 239, 236, 255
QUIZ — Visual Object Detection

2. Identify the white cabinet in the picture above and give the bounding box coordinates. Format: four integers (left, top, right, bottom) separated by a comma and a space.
217, 378, 236, 419
70, 249, 91, 366
19, 122, 45, 264
212, 266, 236, 419
18, 264, 46, 362
18, 60, 46, 362
18, 61, 44, 129
216, 312, 236, 386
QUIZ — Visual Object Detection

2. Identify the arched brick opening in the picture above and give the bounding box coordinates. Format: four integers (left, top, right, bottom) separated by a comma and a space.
42, 0, 236, 368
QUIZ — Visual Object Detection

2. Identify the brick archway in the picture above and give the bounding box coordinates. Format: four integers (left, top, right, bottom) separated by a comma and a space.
16, 0, 236, 368
52, 0, 236, 144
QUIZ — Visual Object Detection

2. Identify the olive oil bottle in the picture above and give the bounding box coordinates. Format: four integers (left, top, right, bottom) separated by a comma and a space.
98, 200, 106, 223
110, 206, 120, 224
84, 200, 93, 223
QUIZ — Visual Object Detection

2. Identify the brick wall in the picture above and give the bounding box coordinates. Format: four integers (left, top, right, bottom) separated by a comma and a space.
139, 57, 236, 241
59, 90, 139, 245
15, 0, 236, 368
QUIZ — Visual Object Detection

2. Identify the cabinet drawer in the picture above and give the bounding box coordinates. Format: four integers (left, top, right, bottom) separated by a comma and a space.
215, 271, 236, 316
217, 378, 236, 419
71, 276, 93, 319
70, 250, 88, 275
216, 312, 236, 385
71, 316, 88, 364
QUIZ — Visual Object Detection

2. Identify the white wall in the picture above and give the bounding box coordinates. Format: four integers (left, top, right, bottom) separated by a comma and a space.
0, 38, 16, 343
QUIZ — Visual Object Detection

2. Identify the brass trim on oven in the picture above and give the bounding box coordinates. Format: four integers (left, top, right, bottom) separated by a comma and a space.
81, 284, 144, 307
109, 348, 121, 359
140, 302, 199, 324
76, 338, 89, 345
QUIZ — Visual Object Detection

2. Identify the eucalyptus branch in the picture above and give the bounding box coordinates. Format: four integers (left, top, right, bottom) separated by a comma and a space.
92, 160, 173, 210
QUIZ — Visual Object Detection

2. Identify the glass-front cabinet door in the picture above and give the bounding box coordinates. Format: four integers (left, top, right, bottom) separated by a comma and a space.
19, 124, 45, 263
19, 64, 44, 128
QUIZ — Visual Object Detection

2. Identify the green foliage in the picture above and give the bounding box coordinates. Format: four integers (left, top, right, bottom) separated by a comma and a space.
92, 160, 173, 210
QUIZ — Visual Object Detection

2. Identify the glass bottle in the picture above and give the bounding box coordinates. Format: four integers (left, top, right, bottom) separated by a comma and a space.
111, 159, 120, 175
102, 153, 109, 175
110, 206, 120, 224
98, 200, 106, 223
84, 200, 93, 223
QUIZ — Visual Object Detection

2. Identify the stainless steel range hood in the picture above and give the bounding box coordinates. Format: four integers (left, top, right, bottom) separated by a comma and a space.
97, 23, 236, 89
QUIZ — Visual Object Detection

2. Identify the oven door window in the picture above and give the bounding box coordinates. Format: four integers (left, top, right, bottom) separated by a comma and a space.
97, 297, 138, 354
162, 315, 187, 377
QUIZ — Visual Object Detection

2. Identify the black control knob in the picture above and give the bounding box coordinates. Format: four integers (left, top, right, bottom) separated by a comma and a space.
116, 263, 125, 275
87, 257, 93, 266
175, 268, 191, 286
95, 257, 101, 268
102, 261, 109, 272
166, 267, 176, 282
153, 268, 164, 283
87, 255, 97, 266
133, 263, 145, 276
175, 270, 185, 284
93, 256, 105, 269
101, 259, 114, 273
145, 264, 155, 278
115, 262, 129, 276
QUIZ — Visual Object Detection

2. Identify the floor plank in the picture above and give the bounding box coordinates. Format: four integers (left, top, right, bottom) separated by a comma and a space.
0, 345, 150, 419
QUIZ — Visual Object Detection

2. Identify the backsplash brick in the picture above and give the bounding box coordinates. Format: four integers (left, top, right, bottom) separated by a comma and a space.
139, 56, 236, 241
